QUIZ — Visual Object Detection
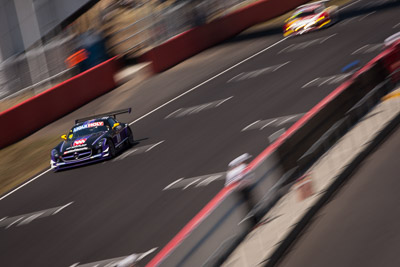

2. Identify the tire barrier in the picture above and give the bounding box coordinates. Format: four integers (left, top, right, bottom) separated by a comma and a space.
0, 57, 120, 149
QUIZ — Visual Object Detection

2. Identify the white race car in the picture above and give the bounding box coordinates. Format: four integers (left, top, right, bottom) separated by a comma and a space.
283, 1, 338, 37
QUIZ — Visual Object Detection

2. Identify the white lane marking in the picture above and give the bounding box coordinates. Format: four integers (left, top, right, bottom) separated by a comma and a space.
242, 113, 305, 132
53, 201, 74, 215
196, 174, 223, 187
227, 62, 290, 83
145, 140, 164, 152
268, 128, 286, 143
279, 34, 336, 54
6, 217, 24, 229
0, 168, 52, 201
318, 76, 336, 87
274, 61, 290, 71
359, 11, 376, 21
338, 0, 361, 11
128, 37, 288, 126
164, 108, 182, 119
183, 178, 201, 190
165, 96, 233, 118
242, 120, 260, 132
278, 44, 295, 54
113, 141, 164, 161
216, 96, 234, 107
137, 247, 158, 261
0, 202, 73, 229
338, 17, 356, 27
164, 172, 226, 190
71, 247, 158, 267
351, 44, 369, 55
118, 149, 138, 160
393, 22, 400, 29
2, 37, 290, 202
302, 72, 353, 88
227, 72, 245, 83
301, 78, 320, 88
163, 178, 184, 191
260, 119, 277, 130
17, 212, 44, 226
277, 116, 296, 126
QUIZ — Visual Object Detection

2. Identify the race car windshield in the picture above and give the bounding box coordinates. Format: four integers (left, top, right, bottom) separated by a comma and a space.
293, 10, 316, 18
69, 121, 108, 139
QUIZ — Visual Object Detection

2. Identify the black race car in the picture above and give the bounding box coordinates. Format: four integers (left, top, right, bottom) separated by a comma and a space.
51, 108, 134, 170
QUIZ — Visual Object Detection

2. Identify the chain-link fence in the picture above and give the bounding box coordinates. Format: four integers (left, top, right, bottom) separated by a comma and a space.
0, 0, 255, 104
0, 31, 77, 102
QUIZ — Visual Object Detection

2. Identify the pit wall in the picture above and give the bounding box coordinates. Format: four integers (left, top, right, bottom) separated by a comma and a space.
0, 57, 120, 149
139, 0, 310, 73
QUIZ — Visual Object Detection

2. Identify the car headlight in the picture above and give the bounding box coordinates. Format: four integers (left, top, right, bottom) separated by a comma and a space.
97, 138, 106, 148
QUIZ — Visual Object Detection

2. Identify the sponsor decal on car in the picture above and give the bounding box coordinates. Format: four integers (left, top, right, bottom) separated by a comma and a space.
73, 121, 104, 132
73, 138, 87, 146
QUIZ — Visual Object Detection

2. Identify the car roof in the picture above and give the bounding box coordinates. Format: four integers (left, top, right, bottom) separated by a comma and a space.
296, 4, 322, 13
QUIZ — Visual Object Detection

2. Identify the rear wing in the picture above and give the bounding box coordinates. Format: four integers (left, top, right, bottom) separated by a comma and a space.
75, 108, 132, 124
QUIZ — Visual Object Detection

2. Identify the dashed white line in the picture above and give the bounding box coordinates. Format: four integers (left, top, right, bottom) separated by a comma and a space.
301, 78, 319, 88
359, 11, 376, 21
128, 37, 288, 126
318, 76, 336, 87
278, 44, 295, 54
145, 141, 164, 152
268, 128, 286, 143
165, 108, 182, 119
18, 212, 44, 226
6, 217, 24, 229
2, 36, 290, 202
260, 119, 277, 130
216, 96, 234, 107
242, 120, 260, 132
196, 174, 223, 187
278, 116, 296, 126
352, 45, 368, 55
53, 201, 73, 215
228, 73, 245, 83
183, 178, 201, 190
394, 22, 400, 29
338, 0, 361, 11
273, 61, 290, 71
163, 178, 184, 191
339, 17, 356, 26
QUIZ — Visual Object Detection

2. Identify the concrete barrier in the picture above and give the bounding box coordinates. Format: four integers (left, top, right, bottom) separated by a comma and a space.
0, 57, 120, 149
139, 0, 310, 73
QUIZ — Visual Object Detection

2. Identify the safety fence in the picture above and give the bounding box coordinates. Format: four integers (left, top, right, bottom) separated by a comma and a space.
144, 38, 400, 267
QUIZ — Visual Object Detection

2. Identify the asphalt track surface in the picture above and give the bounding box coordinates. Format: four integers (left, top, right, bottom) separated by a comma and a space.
277, 125, 400, 267
1, 0, 400, 266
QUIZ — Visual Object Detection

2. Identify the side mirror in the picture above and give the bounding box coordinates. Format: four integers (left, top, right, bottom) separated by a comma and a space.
112, 123, 120, 129
61, 134, 67, 140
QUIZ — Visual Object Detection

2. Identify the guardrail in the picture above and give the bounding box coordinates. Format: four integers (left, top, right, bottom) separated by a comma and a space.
145, 39, 400, 267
